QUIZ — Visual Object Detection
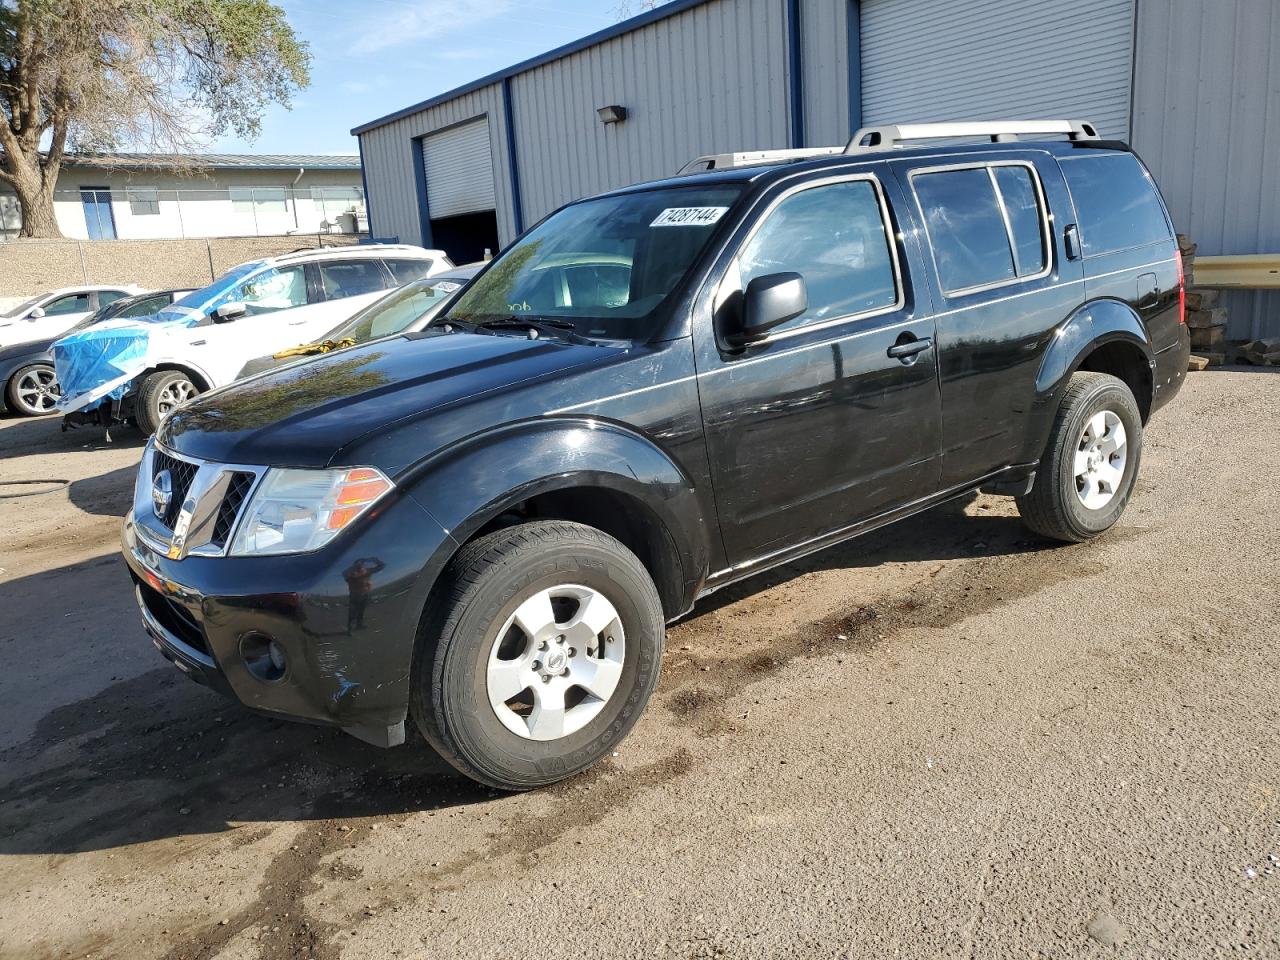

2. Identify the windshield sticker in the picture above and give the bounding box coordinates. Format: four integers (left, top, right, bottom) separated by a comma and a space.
650, 206, 729, 228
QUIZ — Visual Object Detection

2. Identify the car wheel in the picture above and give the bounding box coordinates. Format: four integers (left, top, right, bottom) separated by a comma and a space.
411, 520, 665, 791
136, 370, 199, 435
6, 363, 60, 417
1016, 371, 1143, 543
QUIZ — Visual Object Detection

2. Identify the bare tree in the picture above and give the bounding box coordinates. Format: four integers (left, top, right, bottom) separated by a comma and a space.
0, 0, 310, 238
611, 1, 662, 20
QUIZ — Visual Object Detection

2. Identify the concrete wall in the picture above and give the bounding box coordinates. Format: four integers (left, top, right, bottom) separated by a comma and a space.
1131, 0, 1280, 339
0, 166, 365, 241
0, 234, 360, 300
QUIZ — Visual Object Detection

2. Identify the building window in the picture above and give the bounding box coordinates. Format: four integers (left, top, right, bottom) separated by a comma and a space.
127, 187, 160, 216
230, 187, 288, 214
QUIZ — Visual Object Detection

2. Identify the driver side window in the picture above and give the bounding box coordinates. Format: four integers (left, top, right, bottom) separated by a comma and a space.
43, 293, 92, 316
229, 266, 308, 316
737, 179, 899, 335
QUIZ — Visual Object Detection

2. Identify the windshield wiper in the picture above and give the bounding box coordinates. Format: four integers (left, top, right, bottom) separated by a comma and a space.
472, 316, 598, 346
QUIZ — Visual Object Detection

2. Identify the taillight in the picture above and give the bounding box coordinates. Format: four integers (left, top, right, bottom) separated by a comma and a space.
1175, 251, 1187, 325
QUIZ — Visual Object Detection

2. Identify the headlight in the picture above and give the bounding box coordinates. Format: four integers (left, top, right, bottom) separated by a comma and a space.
229, 467, 393, 557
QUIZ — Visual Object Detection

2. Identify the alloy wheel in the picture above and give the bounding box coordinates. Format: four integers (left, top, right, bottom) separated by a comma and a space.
486, 584, 626, 741
13, 366, 59, 415
1074, 409, 1127, 510
156, 378, 196, 416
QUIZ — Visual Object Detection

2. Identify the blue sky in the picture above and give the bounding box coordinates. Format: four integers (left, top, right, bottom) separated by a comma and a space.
213, 0, 640, 155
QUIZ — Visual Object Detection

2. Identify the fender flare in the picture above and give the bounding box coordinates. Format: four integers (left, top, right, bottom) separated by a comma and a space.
401, 416, 711, 617
1035, 298, 1155, 400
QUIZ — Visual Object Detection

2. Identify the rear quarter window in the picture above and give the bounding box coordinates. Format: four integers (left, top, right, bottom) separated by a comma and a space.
1059, 153, 1172, 256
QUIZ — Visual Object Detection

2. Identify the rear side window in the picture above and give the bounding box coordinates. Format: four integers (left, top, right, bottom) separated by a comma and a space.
992, 166, 1047, 276
318, 261, 391, 300
737, 179, 899, 334
913, 164, 1048, 294
385, 258, 434, 283
1060, 153, 1171, 256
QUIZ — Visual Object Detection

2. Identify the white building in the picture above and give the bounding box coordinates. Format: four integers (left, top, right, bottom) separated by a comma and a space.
0, 153, 367, 241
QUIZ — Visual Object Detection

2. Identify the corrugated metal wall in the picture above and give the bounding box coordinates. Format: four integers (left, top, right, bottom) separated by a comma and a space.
800, 0, 856, 147
510, 0, 793, 228
358, 83, 515, 247
860, 0, 1136, 141
1131, 0, 1280, 339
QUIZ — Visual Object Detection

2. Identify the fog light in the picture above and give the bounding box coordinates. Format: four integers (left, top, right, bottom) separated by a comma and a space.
241, 632, 288, 683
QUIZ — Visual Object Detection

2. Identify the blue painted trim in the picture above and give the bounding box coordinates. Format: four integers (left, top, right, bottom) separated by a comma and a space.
787, 0, 805, 148
502, 77, 525, 236
357, 137, 374, 238
411, 136, 434, 248
351, 0, 718, 135
847, 0, 862, 135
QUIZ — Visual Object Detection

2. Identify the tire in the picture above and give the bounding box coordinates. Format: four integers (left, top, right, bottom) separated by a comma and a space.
411, 520, 665, 791
136, 370, 199, 435
5, 363, 59, 416
1016, 371, 1143, 543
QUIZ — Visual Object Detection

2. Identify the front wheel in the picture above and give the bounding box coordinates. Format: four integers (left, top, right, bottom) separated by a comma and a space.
411, 520, 665, 791
1016, 371, 1143, 542
136, 370, 199, 435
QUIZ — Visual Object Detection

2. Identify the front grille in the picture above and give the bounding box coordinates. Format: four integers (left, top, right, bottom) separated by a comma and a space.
152, 449, 198, 528
138, 580, 210, 656
211, 471, 255, 548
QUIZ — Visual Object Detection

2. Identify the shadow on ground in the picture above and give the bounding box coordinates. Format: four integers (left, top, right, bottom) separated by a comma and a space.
0, 412, 147, 461
0, 492, 1051, 857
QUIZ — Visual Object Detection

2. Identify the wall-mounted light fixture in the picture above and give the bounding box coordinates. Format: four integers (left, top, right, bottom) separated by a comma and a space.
597, 105, 628, 125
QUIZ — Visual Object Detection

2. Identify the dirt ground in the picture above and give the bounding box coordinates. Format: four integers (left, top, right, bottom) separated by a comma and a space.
1, 369, 1278, 960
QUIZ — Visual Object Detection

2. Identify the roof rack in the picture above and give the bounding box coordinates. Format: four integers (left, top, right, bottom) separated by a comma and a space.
676, 146, 844, 175
676, 120, 1101, 176
845, 119, 1100, 152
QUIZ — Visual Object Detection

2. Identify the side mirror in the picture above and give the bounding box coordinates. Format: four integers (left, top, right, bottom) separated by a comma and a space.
732, 272, 807, 345
213, 302, 247, 323
28, 306, 45, 320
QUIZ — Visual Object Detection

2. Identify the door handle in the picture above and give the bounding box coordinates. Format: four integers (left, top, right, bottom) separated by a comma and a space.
887, 337, 933, 362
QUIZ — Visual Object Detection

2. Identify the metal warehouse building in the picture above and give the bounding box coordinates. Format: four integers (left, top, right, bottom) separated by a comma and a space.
354, 0, 1279, 337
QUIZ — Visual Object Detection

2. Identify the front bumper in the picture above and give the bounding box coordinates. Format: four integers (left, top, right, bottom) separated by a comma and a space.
121, 486, 457, 748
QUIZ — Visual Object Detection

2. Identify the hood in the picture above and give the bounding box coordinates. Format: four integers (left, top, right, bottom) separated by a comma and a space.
158, 331, 619, 468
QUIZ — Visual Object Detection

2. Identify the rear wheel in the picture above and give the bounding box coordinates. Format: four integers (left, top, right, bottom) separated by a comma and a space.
136, 370, 199, 435
411, 520, 665, 791
6, 363, 59, 416
1016, 372, 1143, 542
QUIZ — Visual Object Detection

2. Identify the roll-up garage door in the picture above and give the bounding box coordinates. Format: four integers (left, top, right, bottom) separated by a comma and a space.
860, 0, 1135, 142
422, 118, 496, 220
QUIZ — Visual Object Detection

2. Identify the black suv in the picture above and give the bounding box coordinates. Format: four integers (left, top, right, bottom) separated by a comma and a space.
122, 121, 1189, 791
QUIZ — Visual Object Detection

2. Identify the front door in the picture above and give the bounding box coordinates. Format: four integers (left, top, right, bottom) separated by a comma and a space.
80, 188, 117, 240
695, 169, 943, 566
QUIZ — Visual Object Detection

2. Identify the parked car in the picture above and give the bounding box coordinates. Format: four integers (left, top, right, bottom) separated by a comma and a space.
0, 284, 147, 350
121, 120, 1189, 792
236, 264, 483, 379
53, 245, 451, 434
0, 288, 193, 417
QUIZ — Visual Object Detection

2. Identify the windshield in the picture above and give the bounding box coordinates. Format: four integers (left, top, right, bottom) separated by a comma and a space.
150, 261, 266, 324
327, 277, 465, 343
1, 294, 46, 319
447, 184, 743, 341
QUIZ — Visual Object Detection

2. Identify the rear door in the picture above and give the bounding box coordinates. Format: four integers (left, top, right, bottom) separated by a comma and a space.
695, 166, 942, 566
890, 151, 1082, 486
